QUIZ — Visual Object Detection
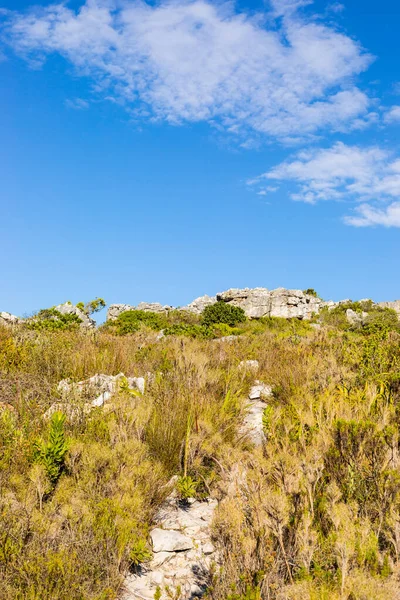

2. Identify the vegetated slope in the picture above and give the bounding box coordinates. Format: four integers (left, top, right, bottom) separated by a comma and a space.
1, 306, 400, 600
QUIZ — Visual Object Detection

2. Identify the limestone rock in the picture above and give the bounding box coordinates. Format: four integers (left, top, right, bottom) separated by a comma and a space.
151, 529, 194, 553
378, 300, 400, 316
239, 360, 259, 372
0, 311, 21, 325
249, 382, 272, 400
54, 303, 95, 328
346, 309, 368, 326
217, 287, 271, 318
184, 295, 217, 314
107, 302, 174, 321
241, 399, 268, 446
215, 287, 322, 320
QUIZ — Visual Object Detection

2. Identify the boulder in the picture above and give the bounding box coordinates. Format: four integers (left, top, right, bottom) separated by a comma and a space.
54, 303, 95, 329
239, 360, 259, 372
107, 304, 135, 321
249, 382, 272, 400
346, 309, 368, 326
150, 529, 194, 553
378, 300, 400, 316
217, 288, 271, 318
184, 295, 217, 314
0, 311, 21, 325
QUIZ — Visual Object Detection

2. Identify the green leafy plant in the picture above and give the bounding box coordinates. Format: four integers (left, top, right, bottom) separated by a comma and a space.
33, 412, 69, 485
163, 323, 214, 339
76, 298, 106, 315
28, 308, 82, 331
201, 301, 246, 328
176, 475, 198, 500
129, 537, 152, 567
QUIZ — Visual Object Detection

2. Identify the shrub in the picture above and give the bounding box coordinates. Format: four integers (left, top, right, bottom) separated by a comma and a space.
28, 308, 83, 331
33, 411, 69, 485
201, 301, 246, 327
106, 309, 169, 335
303, 288, 319, 298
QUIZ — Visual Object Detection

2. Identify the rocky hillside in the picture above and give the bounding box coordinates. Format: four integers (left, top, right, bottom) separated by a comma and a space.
1, 287, 400, 600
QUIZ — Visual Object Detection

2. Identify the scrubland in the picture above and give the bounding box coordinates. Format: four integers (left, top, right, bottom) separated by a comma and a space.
1, 302, 400, 600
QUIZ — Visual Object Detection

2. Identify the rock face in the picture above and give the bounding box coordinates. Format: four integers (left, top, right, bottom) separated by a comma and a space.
123, 498, 218, 600
54, 303, 96, 329
0, 312, 21, 325
184, 295, 217, 314
378, 300, 400, 316
217, 287, 323, 320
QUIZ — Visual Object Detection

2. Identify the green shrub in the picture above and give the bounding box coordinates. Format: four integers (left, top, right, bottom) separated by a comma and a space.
106, 309, 169, 335
201, 301, 246, 327
33, 412, 69, 485
28, 308, 83, 331
303, 288, 319, 298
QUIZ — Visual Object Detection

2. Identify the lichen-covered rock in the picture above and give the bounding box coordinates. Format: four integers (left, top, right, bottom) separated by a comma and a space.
378, 300, 400, 316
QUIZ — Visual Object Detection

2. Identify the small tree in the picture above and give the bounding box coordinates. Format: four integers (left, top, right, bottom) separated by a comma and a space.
76, 298, 106, 316
33, 412, 69, 486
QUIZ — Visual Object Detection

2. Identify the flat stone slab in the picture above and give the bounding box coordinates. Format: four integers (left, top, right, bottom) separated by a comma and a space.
150, 529, 194, 553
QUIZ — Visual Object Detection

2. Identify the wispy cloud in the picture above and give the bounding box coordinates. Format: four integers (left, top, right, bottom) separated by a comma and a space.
384, 105, 400, 123
65, 97, 89, 110
249, 142, 400, 227
1, 0, 374, 141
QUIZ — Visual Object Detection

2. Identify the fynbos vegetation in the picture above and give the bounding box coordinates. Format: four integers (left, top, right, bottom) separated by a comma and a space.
1, 296, 400, 599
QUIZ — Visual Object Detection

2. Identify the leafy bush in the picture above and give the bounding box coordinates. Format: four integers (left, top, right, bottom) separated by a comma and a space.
28, 308, 83, 331
201, 301, 246, 327
106, 309, 169, 335
76, 297, 106, 315
303, 288, 319, 297
33, 411, 69, 485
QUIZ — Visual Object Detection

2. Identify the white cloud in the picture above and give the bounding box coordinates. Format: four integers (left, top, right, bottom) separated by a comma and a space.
250, 142, 400, 226
344, 202, 400, 227
65, 97, 89, 110
1, 0, 374, 140
384, 105, 400, 123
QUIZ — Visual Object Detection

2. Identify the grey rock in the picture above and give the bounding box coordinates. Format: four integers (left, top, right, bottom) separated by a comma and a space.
346, 309, 368, 325
239, 360, 259, 372
0, 311, 21, 325
378, 300, 400, 316
107, 304, 135, 321
150, 529, 194, 553
107, 302, 174, 321
54, 303, 96, 328
249, 382, 272, 400
216, 287, 323, 320
184, 295, 217, 314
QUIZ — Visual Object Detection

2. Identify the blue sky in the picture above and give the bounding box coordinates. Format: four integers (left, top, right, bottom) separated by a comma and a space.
1, 0, 400, 319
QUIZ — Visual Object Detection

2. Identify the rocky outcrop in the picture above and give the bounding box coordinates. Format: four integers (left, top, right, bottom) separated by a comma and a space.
107, 302, 174, 321
184, 295, 217, 314
378, 300, 400, 316
45, 373, 146, 419
54, 303, 96, 328
346, 308, 369, 326
0, 311, 21, 325
217, 287, 323, 320
123, 497, 218, 600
